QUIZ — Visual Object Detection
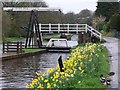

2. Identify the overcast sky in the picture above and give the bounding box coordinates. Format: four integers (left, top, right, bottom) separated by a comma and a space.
44, 0, 98, 14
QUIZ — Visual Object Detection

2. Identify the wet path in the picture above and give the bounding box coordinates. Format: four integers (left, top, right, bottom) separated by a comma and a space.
1, 53, 69, 88
103, 36, 120, 89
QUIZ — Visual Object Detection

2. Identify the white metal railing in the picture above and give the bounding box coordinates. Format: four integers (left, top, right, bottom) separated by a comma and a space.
46, 38, 69, 47
35, 23, 102, 41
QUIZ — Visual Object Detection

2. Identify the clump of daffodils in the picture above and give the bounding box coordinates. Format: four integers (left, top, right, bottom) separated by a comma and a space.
26, 43, 104, 89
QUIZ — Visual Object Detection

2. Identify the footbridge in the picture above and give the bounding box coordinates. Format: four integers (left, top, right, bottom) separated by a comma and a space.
36, 24, 102, 41
38, 23, 102, 52
3, 7, 102, 49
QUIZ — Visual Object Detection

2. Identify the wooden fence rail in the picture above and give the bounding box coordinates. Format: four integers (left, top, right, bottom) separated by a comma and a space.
3, 42, 24, 53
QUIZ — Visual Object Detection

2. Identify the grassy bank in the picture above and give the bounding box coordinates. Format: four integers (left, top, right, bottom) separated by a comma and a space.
23, 49, 45, 53
51, 34, 60, 38
74, 46, 109, 88
0, 39, 2, 43
3, 37, 24, 42
26, 43, 109, 89
102, 31, 120, 39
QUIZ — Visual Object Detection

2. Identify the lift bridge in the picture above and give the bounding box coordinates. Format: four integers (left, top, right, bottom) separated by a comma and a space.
3, 7, 102, 52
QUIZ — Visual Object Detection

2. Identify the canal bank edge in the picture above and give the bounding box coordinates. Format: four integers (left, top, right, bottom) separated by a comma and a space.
1, 50, 46, 61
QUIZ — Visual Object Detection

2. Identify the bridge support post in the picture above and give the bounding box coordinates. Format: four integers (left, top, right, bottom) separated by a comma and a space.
78, 32, 84, 44
78, 32, 92, 44
25, 10, 42, 48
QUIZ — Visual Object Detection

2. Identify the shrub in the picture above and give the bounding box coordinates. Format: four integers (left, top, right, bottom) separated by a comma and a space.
109, 14, 120, 31
96, 22, 105, 31
8, 29, 21, 37
102, 22, 110, 32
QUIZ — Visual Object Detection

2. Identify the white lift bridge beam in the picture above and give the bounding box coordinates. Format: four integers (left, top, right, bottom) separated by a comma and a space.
3, 7, 60, 12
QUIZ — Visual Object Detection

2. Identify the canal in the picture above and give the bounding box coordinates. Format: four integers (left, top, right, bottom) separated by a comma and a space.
1, 53, 69, 88
0, 35, 78, 88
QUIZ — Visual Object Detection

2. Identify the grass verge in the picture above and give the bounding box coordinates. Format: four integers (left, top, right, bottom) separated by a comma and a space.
74, 47, 109, 88
3, 37, 24, 42
51, 34, 60, 38
22, 49, 45, 53
0, 39, 2, 43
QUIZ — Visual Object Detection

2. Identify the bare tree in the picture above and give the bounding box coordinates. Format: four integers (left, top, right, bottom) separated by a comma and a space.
92, 15, 106, 29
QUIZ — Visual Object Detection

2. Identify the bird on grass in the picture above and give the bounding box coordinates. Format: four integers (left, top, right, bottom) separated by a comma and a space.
100, 72, 115, 85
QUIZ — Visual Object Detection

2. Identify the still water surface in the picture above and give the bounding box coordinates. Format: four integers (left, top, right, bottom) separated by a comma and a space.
1, 53, 69, 88
1, 35, 78, 88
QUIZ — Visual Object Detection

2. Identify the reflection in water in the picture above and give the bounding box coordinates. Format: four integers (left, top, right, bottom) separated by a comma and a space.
1, 53, 69, 88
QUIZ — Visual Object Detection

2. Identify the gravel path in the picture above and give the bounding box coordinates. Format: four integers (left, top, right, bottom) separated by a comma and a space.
103, 36, 120, 89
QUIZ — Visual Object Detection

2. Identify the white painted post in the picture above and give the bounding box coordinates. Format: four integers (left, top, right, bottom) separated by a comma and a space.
40, 33, 43, 43
76, 24, 78, 34
58, 23, 60, 33
66, 40, 69, 47
33, 25, 35, 33
100, 34, 102, 42
67, 24, 69, 33
39, 24, 43, 45
39, 24, 41, 32
85, 24, 87, 33
49, 23, 51, 33
91, 27, 93, 37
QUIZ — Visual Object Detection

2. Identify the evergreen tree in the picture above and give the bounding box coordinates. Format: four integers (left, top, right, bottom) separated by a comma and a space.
95, 0, 119, 21
109, 14, 120, 31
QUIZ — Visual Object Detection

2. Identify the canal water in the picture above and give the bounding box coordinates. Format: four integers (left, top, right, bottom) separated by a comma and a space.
1, 53, 69, 88
0, 35, 78, 88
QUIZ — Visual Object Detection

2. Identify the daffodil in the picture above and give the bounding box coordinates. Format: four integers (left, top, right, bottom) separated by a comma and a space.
36, 72, 40, 76
26, 84, 29, 88
44, 79, 48, 83
54, 83, 57, 87
78, 67, 82, 71
71, 74, 74, 77
80, 70, 84, 74
47, 83, 51, 88
78, 81, 81, 83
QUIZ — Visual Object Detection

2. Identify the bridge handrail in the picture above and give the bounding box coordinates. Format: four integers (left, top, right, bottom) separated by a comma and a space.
87, 25, 101, 35
46, 38, 69, 47
40, 23, 86, 26
37, 23, 102, 41
40, 27, 86, 30
87, 25, 102, 41
39, 24, 86, 33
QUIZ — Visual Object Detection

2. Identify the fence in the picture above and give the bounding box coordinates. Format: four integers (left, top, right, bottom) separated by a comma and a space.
3, 42, 24, 53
